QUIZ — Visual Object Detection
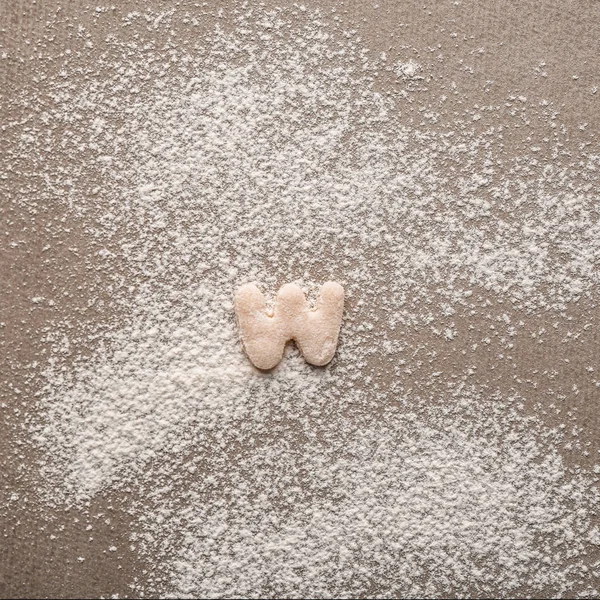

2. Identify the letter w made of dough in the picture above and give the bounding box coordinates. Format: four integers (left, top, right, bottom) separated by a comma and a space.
234, 282, 345, 370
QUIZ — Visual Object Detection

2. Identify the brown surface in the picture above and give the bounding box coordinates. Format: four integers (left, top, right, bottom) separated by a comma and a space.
1, 0, 599, 598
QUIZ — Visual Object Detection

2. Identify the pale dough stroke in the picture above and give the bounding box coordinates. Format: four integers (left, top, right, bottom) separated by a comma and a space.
234, 282, 345, 370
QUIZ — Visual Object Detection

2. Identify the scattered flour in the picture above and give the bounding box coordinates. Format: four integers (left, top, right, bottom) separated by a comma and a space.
165, 393, 597, 598
3, 4, 600, 598
394, 59, 422, 79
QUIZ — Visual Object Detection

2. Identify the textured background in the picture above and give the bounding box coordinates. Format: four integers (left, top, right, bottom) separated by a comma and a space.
1, 0, 599, 597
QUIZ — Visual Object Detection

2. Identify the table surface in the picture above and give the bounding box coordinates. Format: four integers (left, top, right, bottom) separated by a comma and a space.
1, 0, 599, 597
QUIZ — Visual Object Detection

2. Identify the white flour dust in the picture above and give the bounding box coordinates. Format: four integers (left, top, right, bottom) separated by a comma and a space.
4, 4, 600, 598
165, 395, 597, 598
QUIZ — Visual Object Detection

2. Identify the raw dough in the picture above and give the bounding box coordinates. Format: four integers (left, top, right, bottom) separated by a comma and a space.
234, 282, 345, 370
